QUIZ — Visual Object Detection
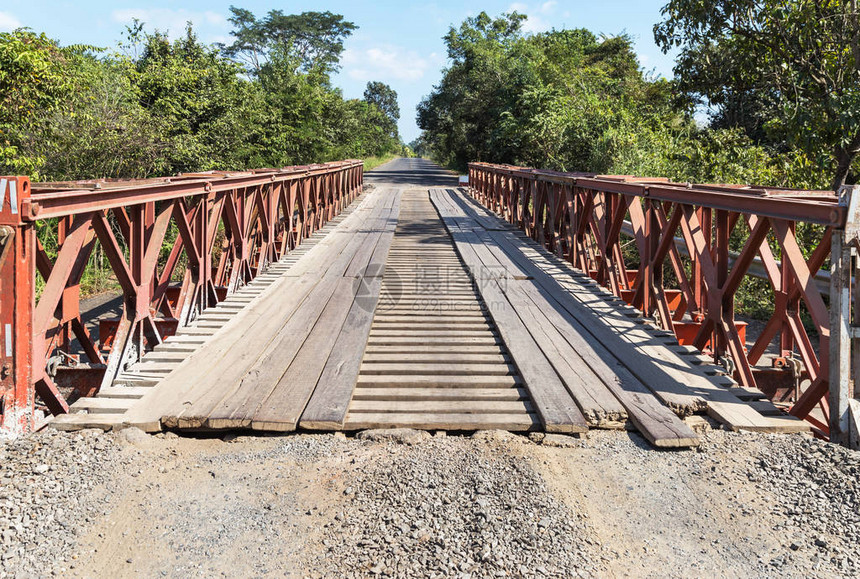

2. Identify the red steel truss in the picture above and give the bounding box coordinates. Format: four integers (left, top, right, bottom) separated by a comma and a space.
468, 162, 847, 438
0, 160, 363, 435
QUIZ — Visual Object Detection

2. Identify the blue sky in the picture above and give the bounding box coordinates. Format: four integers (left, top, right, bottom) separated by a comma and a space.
1, 1, 678, 143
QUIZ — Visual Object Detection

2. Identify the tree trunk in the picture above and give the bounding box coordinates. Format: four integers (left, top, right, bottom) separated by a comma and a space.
833, 146, 855, 192
832, 132, 860, 191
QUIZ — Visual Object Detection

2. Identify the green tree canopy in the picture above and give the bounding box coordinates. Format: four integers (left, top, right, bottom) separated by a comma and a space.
364, 81, 400, 123
224, 6, 357, 76
0, 13, 399, 181
363, 81, 400, 141
0, 30, 73, 174
417, 11, 659, 171
654, 0, 860, 189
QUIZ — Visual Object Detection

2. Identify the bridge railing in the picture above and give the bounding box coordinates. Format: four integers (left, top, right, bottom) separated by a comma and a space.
0, 160, 363, 436
468, 161, 857, 442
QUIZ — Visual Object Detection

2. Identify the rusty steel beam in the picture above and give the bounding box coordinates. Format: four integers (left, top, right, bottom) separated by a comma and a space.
469, 162, 844, 227
469, 161, 841, 438
0, 160, 363, 436
25, 161, 362, 220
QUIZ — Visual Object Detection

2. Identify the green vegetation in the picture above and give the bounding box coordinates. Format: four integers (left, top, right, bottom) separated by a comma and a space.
0, 8, 404, 182
417, 9, 845, 191
1, 9, 405, 299
655, 0, 860, 190
417, 8, 852, 322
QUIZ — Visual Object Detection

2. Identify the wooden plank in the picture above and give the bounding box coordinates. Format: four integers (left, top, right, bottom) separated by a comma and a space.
363, 344, 504, 354
436, 190, 701, 446
164, 274, 328, 429
385, 300, 482, 310
49, 413, 126, 431
97, 386, 153, 399
358, 363, 515, 375
371, 323, 492, 330
432, 189, 531, 280
343, 412, 540, 431
749, 399, 788, 415
373, 317, 488, 324
447, 188, 798, 433
433, 195, 587, 433
467, 278, 587, 432
356, 374, 523, 387
361, 353, 509, 364
144, 351, 191, 362
373, 315, 487, 322
499, 282, 627, 426
132, 362, 178, 373
122, 189, 389, 432
69, 397, 136, 414
207, 278, 358, 430
366, 336, 502, 345
352, 387, 527, 401
516, 282, 699, 447
348, 400, 532, 414
200, 203, 397, 429
486, 230, 711, 415
298, 277, 385, 430
250, 195, 401, 431
728, 386, 769, 400
112, 375, 159, 387
369, 331, 494, 339
174, 327, 218, 336
304, 187, 531, 433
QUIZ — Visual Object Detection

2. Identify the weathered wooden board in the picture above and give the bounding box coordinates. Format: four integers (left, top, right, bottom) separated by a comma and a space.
449, 187, 807, 434
343, 412, 540, 431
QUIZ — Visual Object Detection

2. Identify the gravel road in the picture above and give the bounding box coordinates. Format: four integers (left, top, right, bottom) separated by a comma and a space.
1, 426, 858, 578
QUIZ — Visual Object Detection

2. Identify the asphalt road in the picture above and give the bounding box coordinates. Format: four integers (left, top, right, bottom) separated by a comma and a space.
364, 157, 460, 187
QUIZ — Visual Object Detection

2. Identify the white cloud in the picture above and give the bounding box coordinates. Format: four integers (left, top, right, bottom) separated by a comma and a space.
522, 15, 550, 33
507, 3, 552, 33
0, 11, 21, 32
111, 8, 226, 39
342, 45, 441, 83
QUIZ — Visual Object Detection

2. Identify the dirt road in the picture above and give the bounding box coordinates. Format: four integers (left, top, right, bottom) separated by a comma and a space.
2, 426, 858, 578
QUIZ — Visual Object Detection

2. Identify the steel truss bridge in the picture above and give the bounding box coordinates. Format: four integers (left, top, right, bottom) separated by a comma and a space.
0, 158, 857, 448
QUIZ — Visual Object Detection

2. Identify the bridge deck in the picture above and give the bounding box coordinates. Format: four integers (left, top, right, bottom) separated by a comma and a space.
50, 160, 810, 447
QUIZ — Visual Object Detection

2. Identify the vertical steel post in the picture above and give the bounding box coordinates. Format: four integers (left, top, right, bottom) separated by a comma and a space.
830, 185, 859, 446
0, 177, 35, 436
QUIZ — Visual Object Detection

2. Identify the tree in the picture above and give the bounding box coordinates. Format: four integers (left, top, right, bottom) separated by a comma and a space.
363, 81, 399, 140
655, 0, 860, 190
224, 6, 357, 76
364, 81, 399, 123
127, 24, 264, 173
417, 11, 654, 172
0, 30, 72, 175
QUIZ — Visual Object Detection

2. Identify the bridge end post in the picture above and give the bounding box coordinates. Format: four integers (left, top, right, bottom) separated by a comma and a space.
830, 185, 860, 447
0, 177, 35, 438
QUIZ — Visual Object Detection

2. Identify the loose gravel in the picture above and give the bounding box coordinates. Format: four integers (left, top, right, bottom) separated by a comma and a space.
1, 426, 859, 578
0, 428, 125, 577
313, 430, 602, 578
549, 429, 860, 578
729, 433, 860, 575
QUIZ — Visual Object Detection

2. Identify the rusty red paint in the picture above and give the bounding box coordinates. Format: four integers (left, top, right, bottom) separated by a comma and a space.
0, 161, 363, 436
469, 162, 841, 436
